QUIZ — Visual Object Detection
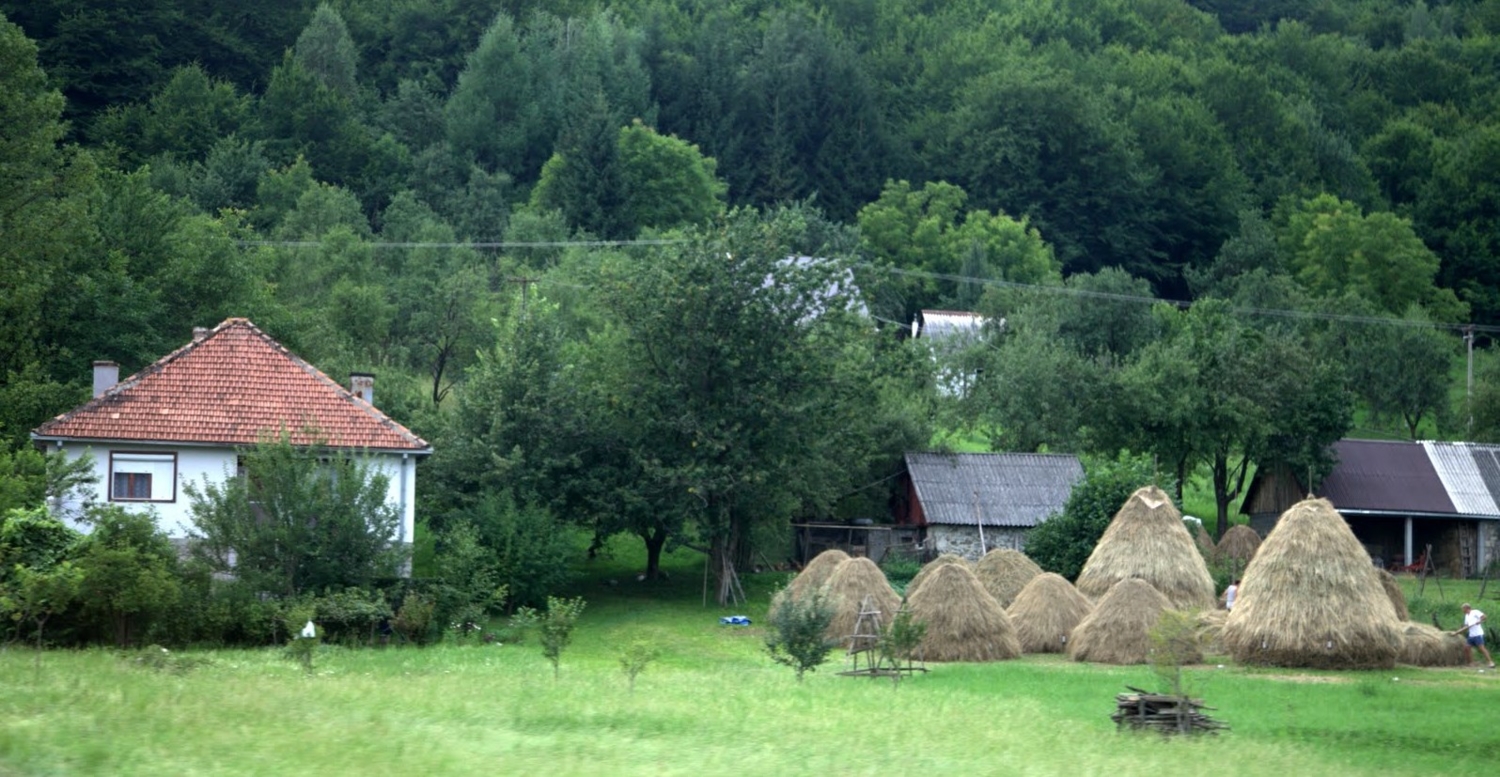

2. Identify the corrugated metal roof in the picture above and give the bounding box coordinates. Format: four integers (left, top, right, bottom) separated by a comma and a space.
905, 452, 1083, 527
1423, 442, 1500, 516
1318, 440, 1454, 514
919, 310, 986, 341
32, 318, 431, 452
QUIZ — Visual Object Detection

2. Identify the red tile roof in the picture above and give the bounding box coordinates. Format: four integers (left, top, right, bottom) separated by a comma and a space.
33, 319, 430, 452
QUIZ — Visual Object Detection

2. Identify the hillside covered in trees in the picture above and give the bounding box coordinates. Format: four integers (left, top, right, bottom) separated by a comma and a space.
6, 0, 1500, 614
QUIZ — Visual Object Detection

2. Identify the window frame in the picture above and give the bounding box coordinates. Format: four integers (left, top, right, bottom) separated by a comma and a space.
108, 451, 178, 503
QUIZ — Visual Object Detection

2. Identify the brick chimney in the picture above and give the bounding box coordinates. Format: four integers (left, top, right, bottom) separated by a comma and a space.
350, 373, 375, 405
93, 361, 119, 398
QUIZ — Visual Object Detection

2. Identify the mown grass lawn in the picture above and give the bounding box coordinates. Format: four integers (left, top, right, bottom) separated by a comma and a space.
2, 543, 1497, 776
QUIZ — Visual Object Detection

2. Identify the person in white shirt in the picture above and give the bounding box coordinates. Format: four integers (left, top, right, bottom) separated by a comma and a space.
1452, 603, 1495, 668
1224, 580, 1240, 611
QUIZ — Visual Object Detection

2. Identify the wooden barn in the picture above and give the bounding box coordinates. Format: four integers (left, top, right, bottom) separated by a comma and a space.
894, 452, 1083, 561
1242, 439, 1500, 577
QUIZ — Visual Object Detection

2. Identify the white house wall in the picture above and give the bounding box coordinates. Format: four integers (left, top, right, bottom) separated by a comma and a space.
52, 441, 417, 543
928, 524, 1028, 561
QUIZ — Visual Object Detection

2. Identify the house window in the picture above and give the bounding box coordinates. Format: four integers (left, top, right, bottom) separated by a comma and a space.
109, 452, 177, 502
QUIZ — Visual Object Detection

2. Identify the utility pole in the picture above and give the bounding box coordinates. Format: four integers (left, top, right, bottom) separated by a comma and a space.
1466, 325, 1476, 435
509, 276, 538, 316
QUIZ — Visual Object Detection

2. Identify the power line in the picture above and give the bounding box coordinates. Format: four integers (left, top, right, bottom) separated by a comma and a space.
866, 264, 1500, 335
235, 238, 688, 249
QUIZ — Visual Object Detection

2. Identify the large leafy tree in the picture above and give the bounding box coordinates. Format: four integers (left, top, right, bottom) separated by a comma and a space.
1105, 300, 1352, 536
596, 206, 896, 603
185, 436, 406, 598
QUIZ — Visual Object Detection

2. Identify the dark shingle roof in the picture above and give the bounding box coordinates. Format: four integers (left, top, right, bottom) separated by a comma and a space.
1318, 439, 1455, 515
905, 452, 1083, 528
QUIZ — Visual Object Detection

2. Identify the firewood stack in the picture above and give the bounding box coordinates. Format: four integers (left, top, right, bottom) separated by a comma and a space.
1112, 686, 1227, 735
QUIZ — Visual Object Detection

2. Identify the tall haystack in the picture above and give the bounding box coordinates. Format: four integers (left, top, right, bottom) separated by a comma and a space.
1007, 572, 1093, 653
907, 553, 973, 595
1076, 486, 1216, 610
1398, 623, 1468, 666
1068, 578, 1185, 665
906, 563, 1021, 661
1196, 609, 1228, 655
822, 557, 902, 645
1214, 524, 1262, 569
1193, 522, 1215, 559
1377, 569, 1409, 621
1221, 498, 1404, 670
974, 549, 1043, 608
768, 549, 850, 619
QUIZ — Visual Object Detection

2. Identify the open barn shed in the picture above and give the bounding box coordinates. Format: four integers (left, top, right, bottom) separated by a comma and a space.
1242, 439, 1500, 577
894, 452, 1083, 561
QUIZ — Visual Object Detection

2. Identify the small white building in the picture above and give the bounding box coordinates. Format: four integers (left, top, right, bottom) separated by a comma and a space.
30, 318, 431, 543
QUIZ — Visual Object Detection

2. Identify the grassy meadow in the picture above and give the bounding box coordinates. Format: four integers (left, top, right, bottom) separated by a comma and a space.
3, 541, 1499, 776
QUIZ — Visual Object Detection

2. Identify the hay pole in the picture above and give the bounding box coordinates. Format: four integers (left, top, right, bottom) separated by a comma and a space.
974, 490, 987, 555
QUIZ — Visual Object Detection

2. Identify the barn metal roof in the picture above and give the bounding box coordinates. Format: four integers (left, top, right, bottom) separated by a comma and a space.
1318, 439, 1455, 515
904, 452, 1083, 528
1424, 442, 1500, 516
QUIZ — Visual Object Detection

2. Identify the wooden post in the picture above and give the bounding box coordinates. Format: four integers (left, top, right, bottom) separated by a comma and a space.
974, 490, 987, 555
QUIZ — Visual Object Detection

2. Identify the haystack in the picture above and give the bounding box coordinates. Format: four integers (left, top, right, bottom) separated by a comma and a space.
1193, 522, 1215, 559
822, 556, 902, 645
974, 549, 1043, 608
905, 563, 1021, 662
1196, 609, 1228, 655
1221, 498, 1404, 670
1377, 569, 1409, 621
1214, 524, 1262, 569
1007, 572, 1093, 653
907, 553, 973, 595
1398, 622, 1468, 667
1075, 486, 1216, 610
1068, 578, 1186, 665
768, 549, 850, 619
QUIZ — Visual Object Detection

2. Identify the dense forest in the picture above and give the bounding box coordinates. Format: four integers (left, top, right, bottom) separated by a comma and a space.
6, 0, 1500, 626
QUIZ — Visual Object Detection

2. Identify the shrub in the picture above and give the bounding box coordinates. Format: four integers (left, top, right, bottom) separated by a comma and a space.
310, 588, 392, 646
765, 584, 835, 681
512, 596, 586, 679
465, 494, 575, 609
393, 591, 437, 646
618, 640, 659, 693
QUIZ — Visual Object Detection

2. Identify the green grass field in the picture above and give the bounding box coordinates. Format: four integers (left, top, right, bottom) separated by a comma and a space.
3, 541, 1498, 776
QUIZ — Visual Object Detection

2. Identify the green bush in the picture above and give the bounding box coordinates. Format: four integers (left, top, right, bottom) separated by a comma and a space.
465, 493, 575, 609
512, 596, 587, 679
393, 591, 437, 646
309, 588, 392, 646
765, 584, 835, 682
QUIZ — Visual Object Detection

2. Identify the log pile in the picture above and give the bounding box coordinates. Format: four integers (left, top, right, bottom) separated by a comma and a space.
1112, 686, 1227, 735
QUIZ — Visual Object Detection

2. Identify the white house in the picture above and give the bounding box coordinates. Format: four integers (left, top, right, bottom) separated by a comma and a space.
30, 318, 432, 544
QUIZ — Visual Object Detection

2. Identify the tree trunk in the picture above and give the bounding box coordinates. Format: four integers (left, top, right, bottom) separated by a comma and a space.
641, 527, 668, 580
1212, 452, 1231, 542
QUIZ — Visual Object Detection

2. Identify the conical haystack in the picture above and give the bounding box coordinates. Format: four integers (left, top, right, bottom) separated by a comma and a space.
1007, 572, 1093, 653
1193, 522, 1215, 559
907, 553, 973, 595
1398, 623, 1467, 666
769, 549, 850, 619
822, 557, 902, 645
1076, 486, 1215, 610
1214, 524, 1262, 568
974, 549, 1043, 608
905, 563, 1021, 662
1069, 578, 1185, 665
1376, 569, 1409, 621
1196, 609, 1228, 655
1222, 498, 1404, 670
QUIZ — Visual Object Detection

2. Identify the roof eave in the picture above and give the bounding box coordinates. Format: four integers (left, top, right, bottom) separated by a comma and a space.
30, 433, 433, 456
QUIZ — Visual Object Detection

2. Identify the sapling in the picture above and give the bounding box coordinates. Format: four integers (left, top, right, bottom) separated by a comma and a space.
512, 596, 587, 679
765, 584, 835, 682
618, 640, 659, 693
878, 601, 927, 681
